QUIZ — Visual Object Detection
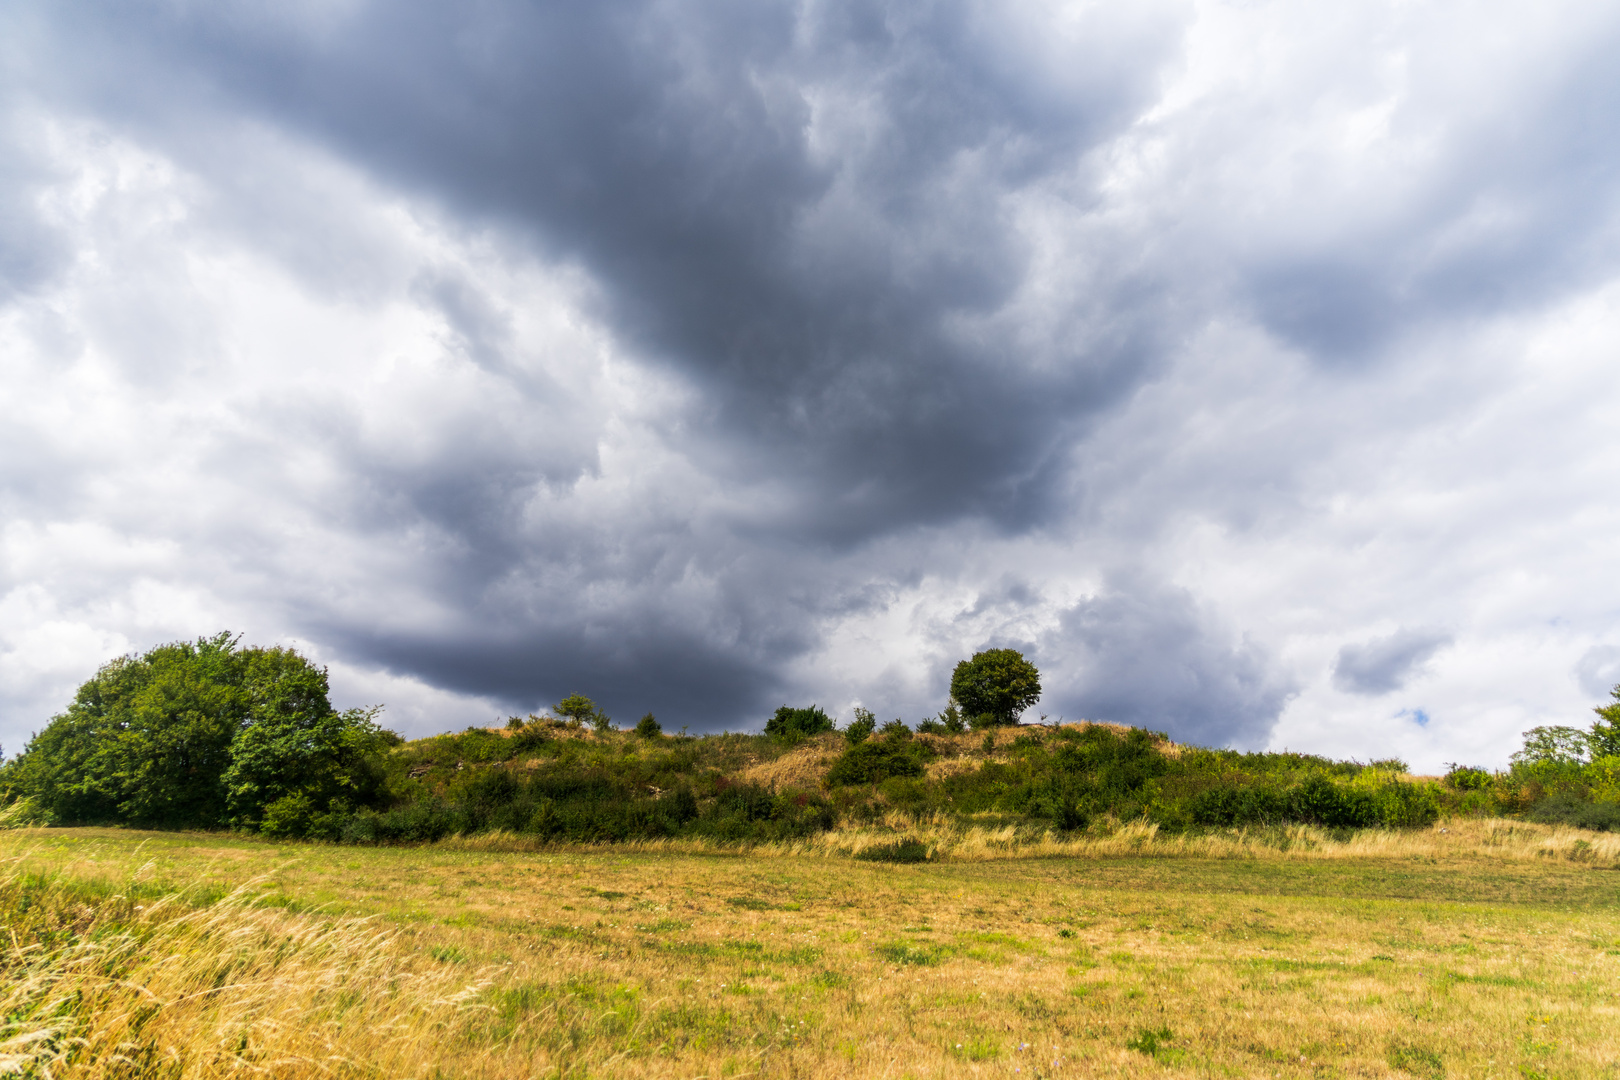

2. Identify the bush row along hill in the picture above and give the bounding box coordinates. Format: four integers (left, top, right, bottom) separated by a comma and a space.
5, 635, 1620, 843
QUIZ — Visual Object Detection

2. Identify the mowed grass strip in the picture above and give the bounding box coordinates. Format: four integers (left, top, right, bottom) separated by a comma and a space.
2, 827, 1617, 1078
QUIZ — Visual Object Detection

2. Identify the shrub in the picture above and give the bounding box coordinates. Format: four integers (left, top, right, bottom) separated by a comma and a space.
1289, 774, 1379, 827
844, 708, 877, 745
635, 713, 662, 738
916, 704, 967, 735
1445, 764, 1493, 791
854, 838, 929, 863
827, 736, 932, 786
1527, 793, 1620, 831
765, 705, 835, 741
879, 718, 911, 739
1189, 783, 1290, 826
950, 649, 1041, 727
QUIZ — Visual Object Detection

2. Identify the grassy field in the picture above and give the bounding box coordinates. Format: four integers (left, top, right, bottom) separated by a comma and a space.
3, 823, 1618, 1078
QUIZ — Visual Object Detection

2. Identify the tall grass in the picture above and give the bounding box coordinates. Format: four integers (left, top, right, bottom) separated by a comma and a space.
0, 862, 491, 1078
431, 812, 1620, 865
5, 827, 1618, 1079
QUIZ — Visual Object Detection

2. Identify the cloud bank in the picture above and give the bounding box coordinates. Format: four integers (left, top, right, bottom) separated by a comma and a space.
5, 0, 1620, 769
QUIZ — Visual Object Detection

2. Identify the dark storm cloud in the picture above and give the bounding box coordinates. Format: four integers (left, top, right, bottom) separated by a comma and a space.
17, 0, 1186, 539
0, 0, 1219, 730
1034, 577, 1297, 748
1332, 628, 1452, 696
13, 1, 1620, 751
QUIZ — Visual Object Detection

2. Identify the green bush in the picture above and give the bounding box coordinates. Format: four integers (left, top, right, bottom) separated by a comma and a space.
844, 708, 877, 745
1527, 793, 1620, 831
916, 704, 966, 735
827, 735, 932, 786
853, 838, 929, 863
765, 705, 835, 741
1445, 764, 1493, 791
635, 713, 662, 738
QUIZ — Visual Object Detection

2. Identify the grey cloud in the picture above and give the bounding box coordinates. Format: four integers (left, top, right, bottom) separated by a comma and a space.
1575, 645, 1620, 700
13, 0, 1187, 544
0, 118, 73, 303
1034, 578, 1297, 749
1332, 629, 1452, 696
1244, 28, 1620, 361
8, 0, 1620, 754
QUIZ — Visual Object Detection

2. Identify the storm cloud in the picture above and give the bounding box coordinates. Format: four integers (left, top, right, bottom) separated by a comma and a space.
6, 1, 1620, 769
1333, 629, 1452, 697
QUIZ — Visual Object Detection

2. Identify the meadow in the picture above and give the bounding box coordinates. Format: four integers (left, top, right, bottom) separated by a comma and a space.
3, 819, 1618, 1079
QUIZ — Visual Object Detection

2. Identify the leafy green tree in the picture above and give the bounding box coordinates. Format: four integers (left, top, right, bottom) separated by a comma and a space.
554, 694, 610, 732
0, 633, 394, 831
635, 713, 662, 738
950, 649, 1042, 728
222, 695, 394, 829
1591, 686, 1620, 758
764, 705, 834, 741
1511, 725, 1591, 767
4, 634, 251, 826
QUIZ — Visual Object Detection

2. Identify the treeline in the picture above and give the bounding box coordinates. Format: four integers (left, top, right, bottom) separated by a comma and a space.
3, 635, 1619, 843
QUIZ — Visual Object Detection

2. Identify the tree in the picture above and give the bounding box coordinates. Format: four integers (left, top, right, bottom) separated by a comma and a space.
1591, 685, 1620, 758
949, 649, 1042, 728
222, 687, 394, 829
554, 694, 611, 732
635, 713, 663, 738
1511, 725, 1590, 767
764, 705, 834, 741
0, 633, 395, 830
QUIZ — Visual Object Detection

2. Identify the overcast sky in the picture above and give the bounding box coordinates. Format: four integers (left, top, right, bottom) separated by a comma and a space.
5, 0, 1620, 770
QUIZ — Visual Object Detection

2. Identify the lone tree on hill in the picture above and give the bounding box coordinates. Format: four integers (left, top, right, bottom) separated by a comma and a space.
950, 648, 1042, 728
554, 694, 610, 732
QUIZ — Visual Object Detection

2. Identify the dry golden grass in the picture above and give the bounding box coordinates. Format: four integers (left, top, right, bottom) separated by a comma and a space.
2, 822, 1617, 1078
735, 733, 846, 790
0, 875, 491, 1078
436, 812, 1620, 870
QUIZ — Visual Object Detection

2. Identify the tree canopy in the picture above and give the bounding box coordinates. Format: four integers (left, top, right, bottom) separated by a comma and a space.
949, 648, 1042, 727
0, 633, 394, 829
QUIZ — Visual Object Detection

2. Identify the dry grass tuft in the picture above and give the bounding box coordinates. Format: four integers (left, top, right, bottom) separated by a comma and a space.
429, 813, 1620, 868
0, 865, 491, 1078
735, 733, 845, 790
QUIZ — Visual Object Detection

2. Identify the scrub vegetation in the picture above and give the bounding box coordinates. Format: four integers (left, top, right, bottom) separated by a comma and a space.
5, 639, 1620, 850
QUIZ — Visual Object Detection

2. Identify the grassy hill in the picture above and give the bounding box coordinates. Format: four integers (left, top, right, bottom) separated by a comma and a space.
292, 717, 1453, 848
